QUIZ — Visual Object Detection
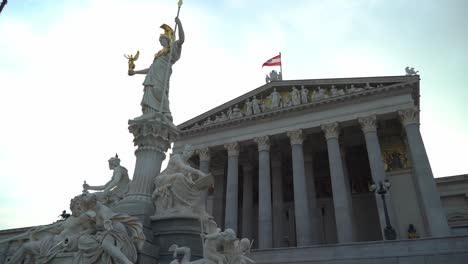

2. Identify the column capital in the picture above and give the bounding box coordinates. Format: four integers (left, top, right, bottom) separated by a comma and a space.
224, 142, 240, 157
358, 115, 378, 134
398, 107, 419, 127
287, 129, 304, 145
196, 147, 211, 161
128, 120, 178, 154
254, 136, 271, 152
321, 122, 340, 140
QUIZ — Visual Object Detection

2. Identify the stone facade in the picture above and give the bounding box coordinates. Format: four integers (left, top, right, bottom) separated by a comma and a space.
1, 75, 468, 264
173, 75, 457, 247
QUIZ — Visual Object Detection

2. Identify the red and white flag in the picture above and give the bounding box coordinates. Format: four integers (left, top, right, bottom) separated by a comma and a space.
262, 54, 281, 67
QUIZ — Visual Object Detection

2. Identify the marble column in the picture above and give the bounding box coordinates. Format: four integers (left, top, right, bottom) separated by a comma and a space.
117, 120, 177, 263
398, 108, 451, 237
286, 130, 312, 246
321, 122, 354, 243
271, 151, 286, 247
224, 142, 240, 231
212, 168, 226, 228
254, 136, 273, 249
197, 147, 211, 215
198, 147, 211, 174
241, 163, 254, 241
359, 115, 399, 239
117, 121, 177, 218
304, 153, 321, 245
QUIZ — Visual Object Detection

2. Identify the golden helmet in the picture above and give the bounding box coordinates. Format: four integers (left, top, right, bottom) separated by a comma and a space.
160, 24, 174, 43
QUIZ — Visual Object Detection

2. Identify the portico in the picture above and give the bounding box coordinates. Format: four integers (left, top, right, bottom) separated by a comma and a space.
174, 75, 450, 248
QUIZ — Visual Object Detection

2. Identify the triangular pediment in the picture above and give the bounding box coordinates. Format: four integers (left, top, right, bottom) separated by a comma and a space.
177, 75, 420, 132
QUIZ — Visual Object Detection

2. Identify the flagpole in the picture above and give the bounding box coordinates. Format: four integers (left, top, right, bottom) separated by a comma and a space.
279, 52, 283, 79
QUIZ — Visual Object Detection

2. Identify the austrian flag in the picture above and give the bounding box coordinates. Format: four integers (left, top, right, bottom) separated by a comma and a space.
262, 54, 281, 67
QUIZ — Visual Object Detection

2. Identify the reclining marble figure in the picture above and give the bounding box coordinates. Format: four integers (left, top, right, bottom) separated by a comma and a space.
73, 193, 145, 264
3, 196, 94, 264
152, 145, 213, 217
2, 193, 145, 264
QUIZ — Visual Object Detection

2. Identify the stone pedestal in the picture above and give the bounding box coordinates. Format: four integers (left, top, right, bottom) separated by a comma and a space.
150, 215, 205, 264
114, 119, 179, 264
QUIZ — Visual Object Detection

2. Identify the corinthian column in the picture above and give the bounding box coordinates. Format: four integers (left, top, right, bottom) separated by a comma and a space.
271, 151, 286, 247
224, 142, 240, 231
398, 108, 450, 237
198, 147, 211, 174
241, 163, 254, 240
116, 120, 177, 219
197, 147, 211, 215
359, 115, 398, 239
321, 122, 354, 243
254, 136, 273, 249
286, 130, 312, 246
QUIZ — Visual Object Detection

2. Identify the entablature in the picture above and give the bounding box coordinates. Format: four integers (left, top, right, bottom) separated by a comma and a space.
177, 75, 420, 138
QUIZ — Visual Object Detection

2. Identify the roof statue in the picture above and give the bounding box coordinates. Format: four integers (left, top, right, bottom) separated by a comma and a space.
405, 66, 419, 75
265, 70, 282, 84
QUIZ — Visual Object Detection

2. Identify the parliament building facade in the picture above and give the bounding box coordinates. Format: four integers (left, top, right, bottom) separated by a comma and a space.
1, 75, 468, 263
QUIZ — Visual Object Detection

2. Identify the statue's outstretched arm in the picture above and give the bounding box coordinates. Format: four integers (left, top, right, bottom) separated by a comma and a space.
175, 17, 184, 45
103, 171, 122, 193
133, 68, 149, 75
128, 68, 149, 76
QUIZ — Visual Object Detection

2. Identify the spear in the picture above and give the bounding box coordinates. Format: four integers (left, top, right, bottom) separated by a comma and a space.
158, 0, 183, 122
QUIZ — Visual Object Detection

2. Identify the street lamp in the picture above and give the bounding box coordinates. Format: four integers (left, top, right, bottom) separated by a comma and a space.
370, 179, 397, 240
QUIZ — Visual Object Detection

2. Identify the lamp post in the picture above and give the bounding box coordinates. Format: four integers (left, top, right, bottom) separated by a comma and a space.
370, 180, 397, 240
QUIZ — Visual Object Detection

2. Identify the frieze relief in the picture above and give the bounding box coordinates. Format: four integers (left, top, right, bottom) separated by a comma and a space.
184, 81, 403, 131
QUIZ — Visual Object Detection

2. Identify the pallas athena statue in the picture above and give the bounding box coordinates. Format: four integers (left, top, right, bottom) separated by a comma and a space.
128, 17, 185, 125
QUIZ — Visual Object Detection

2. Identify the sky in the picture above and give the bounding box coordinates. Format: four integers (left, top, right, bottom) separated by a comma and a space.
0, 0, 467, 229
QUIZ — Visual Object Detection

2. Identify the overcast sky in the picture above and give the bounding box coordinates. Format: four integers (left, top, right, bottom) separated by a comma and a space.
0, 0, 467, 229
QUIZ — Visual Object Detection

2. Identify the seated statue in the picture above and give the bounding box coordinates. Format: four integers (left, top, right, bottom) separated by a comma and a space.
74, 193, 145, 264
152, 145, 213, 217
82, 154, 130, 207
4, 195, 95, 264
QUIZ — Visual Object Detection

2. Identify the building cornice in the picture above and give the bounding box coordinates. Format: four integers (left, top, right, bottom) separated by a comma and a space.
178, 75, 419, 130
178, 78, 418, 137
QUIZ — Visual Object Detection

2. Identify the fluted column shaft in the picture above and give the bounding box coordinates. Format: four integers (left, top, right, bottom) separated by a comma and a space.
197, 148, 211, 215
399, 108, 450, 237
321, 123, 354, 243
127, 148, 165, 202
212, 168, 226, 228
255, 136, 273, 249
304, 153, 321, 244
287, 130, 312, 246
224, 142, 240, 231
241, 163, 254, 240
271, 151, 286, 247
359, 115, 398, 239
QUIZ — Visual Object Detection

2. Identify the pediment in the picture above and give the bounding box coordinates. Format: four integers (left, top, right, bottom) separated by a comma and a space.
177, 75, 420, 133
